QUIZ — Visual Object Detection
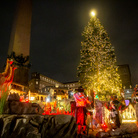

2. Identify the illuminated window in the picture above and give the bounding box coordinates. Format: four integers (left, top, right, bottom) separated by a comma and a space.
36, 81, 38, 84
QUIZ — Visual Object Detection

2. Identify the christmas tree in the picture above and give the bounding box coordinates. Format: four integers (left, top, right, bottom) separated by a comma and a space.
77, 15, 122, 101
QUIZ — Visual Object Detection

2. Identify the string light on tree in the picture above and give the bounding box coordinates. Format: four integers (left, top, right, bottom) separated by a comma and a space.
77, 10, 122, 101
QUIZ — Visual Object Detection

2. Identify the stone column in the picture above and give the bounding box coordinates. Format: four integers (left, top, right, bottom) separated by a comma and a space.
8, 0, 32, 86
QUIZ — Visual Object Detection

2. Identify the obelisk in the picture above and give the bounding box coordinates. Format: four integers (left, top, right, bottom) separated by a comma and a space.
8, 0, 32, 86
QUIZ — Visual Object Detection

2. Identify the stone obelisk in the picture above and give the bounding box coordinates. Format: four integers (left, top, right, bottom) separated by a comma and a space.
8, 0, 32, 86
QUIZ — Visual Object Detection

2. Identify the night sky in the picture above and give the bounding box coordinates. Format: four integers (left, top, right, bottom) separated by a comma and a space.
0, 0, 138, 86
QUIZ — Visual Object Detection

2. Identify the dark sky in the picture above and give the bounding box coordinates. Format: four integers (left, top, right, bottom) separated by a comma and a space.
0, 0, 138, 86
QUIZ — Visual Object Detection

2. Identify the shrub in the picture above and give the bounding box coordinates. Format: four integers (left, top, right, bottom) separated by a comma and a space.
0, 86, 9, 114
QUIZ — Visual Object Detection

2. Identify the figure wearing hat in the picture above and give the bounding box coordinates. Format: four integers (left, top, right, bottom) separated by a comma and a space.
73, 86, 91, 135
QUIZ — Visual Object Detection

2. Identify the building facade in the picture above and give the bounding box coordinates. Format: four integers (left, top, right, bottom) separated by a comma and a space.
29, 72, 80, 101
118, 64, 132, 100
118, 64, 132, 89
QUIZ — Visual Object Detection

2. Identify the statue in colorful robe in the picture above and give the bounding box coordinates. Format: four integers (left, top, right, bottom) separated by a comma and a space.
105, 95, 127, 129
73, 87, 91, 135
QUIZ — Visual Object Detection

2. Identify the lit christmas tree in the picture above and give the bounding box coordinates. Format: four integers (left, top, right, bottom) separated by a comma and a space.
77, 14, 122, 101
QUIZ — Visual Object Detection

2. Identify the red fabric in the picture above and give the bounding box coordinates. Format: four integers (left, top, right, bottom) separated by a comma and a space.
71, 101, 76, 117
76, 107, 85, 126
73, 92, 91, 107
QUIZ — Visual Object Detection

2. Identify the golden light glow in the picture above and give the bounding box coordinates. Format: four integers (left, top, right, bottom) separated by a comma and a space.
90, 10, 96, 17
91, 11, 95, 16
30, 97, 35, 100
55, 84, 59, 88
122, 120, 137, 123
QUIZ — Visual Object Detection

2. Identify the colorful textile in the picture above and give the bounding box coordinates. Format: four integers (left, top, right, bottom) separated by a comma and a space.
76, 106, 86, 125
73, 92, 91, 107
